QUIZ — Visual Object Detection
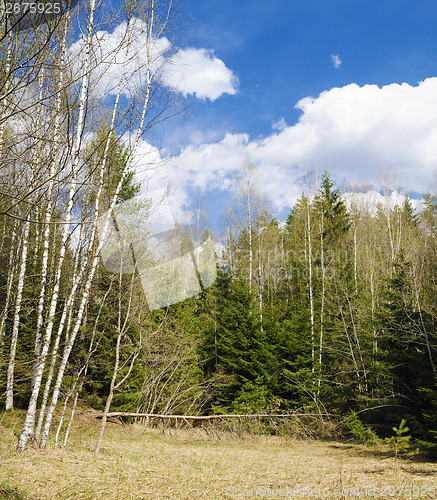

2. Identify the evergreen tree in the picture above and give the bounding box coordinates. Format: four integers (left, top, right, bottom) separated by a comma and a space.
313, 171, 350, 246
201, 270, 276, 413
374, 251, 435, 437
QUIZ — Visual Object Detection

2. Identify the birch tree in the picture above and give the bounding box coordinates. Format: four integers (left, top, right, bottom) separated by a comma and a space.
17, 0, 99, 451
5, 216, 30, 409
94, 268, 146, 454
36, 0, 181, 451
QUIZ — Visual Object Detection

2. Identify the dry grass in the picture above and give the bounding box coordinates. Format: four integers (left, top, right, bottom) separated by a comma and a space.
0, 410, 436, 499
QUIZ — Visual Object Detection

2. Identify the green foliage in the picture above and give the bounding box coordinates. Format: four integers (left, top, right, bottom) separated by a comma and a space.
373, 251, 437, 439
313, 171, 350, 245
416, 377, 437, 455
230, 376, 272, 414
344, 412, 380, 446
385, 419, 418, 459
3, 165, 437, 449
83, 125, 140, 210
200, 270, 277, 413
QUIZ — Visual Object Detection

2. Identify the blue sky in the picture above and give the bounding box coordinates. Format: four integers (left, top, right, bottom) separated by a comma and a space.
81, 0, 437, 233
138, 0, 437, 229
167, 0, 437, 140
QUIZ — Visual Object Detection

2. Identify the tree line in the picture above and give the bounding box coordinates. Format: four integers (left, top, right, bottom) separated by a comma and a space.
1, 0, 436, 454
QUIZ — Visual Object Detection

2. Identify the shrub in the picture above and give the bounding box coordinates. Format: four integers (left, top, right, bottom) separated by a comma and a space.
344, 411, 381, 446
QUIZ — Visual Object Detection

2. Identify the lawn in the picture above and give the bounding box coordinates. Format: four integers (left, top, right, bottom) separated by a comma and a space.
0, 410, 436, 499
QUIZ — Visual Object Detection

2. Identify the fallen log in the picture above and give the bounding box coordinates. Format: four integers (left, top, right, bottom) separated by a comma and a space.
84, 412, 334, 420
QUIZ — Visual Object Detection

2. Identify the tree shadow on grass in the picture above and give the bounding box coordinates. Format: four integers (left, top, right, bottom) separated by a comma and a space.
399, 465, 437, 476
327, 441, 393, 459
327, 442, 437, 475
0, 485, 29, 500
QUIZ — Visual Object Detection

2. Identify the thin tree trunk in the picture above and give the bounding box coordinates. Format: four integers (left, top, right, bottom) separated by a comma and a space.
258, 228, 263, 330
318, 217, 325, 390
59, 281, 113, 449
414, 281, 435, 373
306, 201, 315, 373
353, 222, 358, 294
17, 1, 95, 451
0, 217, 6, 259
0, 32, 12, 153
339, 305, 360, 381
33, 26, 68, 375
386, 208, 395, 263
346, 291, 367, 391
95, 268, 139, 454
34, 222, 85, 442
6, 33, 45, 409
94, 381, 116, 454
94, 331, 121, 454
33, 207, 41, 268
40, 18, 157, 447
35, 31, 128, 440
6, 216, 30, 409
370, 268, 377, 355
62, 384, 82, 449
54, 387, 72, 449
0, 225, 16, 347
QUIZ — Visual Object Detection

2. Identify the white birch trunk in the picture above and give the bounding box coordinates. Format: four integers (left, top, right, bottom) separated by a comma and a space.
370, 269, 377, 355
0, 225, 16, 346
0, 217, 6, 259
353, 222, 358, 294
17, 1, 96, 452
6, 216, 30, 410
33, 207, 41, 268
258, 228, 263, 330
95, 336, 142, 452
33, 22, 68, 370
340, 305, 360, 381
0, 33, 12, 154
40, 15, 157, 447
414, 280, 435, 373
54, 387, 73, 449
93, 256, 139, 454
386, 208, 395, 263
61, 385, 81, 449
58, 280, 113, 449
34, 222, 85, 442
318, 217, 325, 389
35, 35, 130, 440
248, 186, 253, 292
347, 294, 367, 391
306, 201, 315, 373
94, 324, 122, 453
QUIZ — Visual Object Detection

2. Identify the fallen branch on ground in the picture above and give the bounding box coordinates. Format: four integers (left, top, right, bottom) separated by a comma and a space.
84, 412, 335, 420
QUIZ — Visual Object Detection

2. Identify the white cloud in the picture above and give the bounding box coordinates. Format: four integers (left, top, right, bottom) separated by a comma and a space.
162, 48, 238, 100
331, 54, 342, 69
68, 19, 169, 97
130, 138, 194, 224
143, 79, 437, 213
68, 19, 237, 101
272, 118, 287, 131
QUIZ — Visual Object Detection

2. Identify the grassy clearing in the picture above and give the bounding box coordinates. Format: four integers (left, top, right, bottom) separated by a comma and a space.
0, 410, 436, 499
